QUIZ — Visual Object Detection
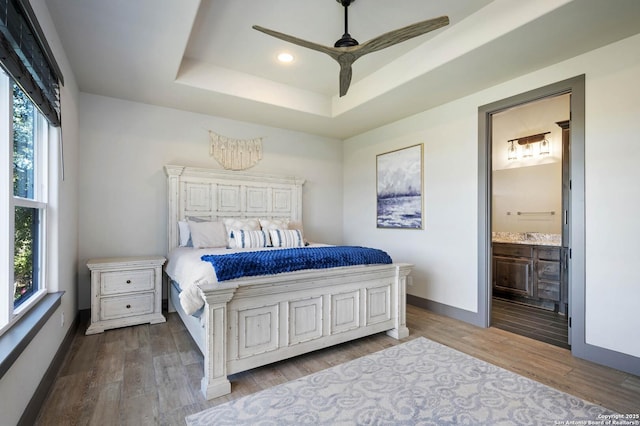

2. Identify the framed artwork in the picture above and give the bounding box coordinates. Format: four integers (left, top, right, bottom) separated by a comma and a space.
376, 144, 423, 229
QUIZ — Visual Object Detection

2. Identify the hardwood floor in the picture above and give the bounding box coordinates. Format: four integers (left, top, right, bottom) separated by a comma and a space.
35, 304, 640, 425
491, 297, 570, 349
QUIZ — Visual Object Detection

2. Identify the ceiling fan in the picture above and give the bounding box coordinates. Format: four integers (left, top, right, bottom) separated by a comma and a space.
253, 0, 449, 97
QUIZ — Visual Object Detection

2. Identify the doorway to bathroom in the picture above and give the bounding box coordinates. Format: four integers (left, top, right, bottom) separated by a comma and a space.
478, 75, 586, 352
490, 94, 570, 348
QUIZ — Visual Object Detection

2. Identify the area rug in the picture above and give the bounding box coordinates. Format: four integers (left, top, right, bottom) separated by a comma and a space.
185, 337, 615, 425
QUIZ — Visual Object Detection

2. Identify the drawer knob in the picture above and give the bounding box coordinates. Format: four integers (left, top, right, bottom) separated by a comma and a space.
126, 304, 131, 309
126, 279, 131, 284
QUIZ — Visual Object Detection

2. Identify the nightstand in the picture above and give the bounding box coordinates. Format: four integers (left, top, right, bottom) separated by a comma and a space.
86, 256, 166, 335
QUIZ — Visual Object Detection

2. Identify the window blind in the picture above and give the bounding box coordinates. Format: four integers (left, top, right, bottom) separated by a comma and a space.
0, 0, 64, 126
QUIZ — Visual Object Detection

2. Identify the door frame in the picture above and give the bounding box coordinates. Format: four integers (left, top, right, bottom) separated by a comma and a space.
477, 75, 585, 354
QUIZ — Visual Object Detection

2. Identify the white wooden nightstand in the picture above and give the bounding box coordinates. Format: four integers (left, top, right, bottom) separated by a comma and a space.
86, 256, 166, 335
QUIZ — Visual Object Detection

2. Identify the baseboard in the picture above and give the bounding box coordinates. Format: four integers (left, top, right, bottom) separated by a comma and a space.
572, 339, 640, 377
18, 310, 79, 426
407, 294, 485, 328
407, 295, 640, 376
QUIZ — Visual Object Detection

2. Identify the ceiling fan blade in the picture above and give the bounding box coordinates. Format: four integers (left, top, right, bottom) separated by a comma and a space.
253, 14, 448, 97
337, 57, 354, 97
253, 24, 354, 96
356, 16, 449, 56
252, 25, 338, 58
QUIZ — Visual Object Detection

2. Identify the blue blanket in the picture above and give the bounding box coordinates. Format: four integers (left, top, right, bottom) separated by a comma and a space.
201, 246, 392, 282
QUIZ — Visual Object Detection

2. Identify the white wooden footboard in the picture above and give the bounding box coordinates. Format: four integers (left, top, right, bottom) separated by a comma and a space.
197, 263, 411, 400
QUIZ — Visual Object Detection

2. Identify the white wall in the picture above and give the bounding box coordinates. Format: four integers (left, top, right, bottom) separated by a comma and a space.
344, 103, 479, 312
583, 34, 640, 357
492, 163, 562, 234
343, 33, 640, 359
0, 0, 80, 424
491, 95, 568, 234
77, 94, 344, 309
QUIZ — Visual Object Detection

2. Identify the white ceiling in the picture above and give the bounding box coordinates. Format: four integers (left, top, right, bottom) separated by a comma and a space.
44, 0, 640, 139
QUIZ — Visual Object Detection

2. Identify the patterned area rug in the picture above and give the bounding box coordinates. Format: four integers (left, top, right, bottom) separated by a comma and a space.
186, 337, 614, 425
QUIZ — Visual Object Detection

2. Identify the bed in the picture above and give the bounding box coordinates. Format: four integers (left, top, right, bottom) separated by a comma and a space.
164, 165, 412, 399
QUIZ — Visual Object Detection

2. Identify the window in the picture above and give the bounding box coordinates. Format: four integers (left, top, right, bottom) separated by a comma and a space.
0, 0, 62, 341
0, 69, 49, 333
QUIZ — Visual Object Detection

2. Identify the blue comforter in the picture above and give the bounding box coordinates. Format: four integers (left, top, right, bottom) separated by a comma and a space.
201, 246, 392, 282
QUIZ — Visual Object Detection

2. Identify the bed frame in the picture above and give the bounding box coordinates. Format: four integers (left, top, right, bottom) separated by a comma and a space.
165, 165, 411, 399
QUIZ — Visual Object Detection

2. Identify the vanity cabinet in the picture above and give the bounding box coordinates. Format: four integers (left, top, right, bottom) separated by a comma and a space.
535, 247, 561, 302
493, 244, 533, 297
493, 243, 563, 311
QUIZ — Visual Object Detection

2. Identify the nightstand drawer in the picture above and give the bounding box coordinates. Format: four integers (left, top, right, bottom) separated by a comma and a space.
100, 292, 155, 320
101, 269, 155, 295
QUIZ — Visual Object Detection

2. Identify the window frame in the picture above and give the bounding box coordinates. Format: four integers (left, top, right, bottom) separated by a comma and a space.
0, 69, 49, 336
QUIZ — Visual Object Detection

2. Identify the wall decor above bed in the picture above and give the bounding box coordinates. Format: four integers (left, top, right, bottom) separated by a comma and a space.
376, 143, 424, 229
208, 130, 263, 170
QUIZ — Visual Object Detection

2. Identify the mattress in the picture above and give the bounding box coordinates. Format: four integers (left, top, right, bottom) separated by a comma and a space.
166, 244, 392, 315
165, 245, 328, 315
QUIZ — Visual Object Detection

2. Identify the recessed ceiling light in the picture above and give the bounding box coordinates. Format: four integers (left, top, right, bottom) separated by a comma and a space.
277, 52, 294, 63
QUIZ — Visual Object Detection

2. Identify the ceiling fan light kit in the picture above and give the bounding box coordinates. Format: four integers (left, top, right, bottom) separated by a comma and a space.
253, 0, 449, 96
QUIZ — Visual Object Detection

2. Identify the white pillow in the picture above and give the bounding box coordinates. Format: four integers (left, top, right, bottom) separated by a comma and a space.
178, 221, 191, 247
288, 220, 304, 234
178, 216, 210, 247
188, 221, 228, 249
234, 229, 268, 248
223, 218, 261, 243
223, 218, 261, 233
259, 218, 290, 246
258, 218, 290, 230
269, 229, 304, 248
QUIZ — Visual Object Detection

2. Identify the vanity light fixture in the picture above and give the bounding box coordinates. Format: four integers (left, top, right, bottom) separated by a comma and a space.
507, 131, 551, 160
539, 137, 550, 155
507, 140, 517, 161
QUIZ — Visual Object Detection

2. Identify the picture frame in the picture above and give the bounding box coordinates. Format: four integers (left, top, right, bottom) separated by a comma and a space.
376, 143, 423, 229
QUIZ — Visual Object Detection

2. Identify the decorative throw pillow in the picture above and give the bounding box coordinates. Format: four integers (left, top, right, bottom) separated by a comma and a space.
188, 220, 228, 249
223, 218, 261, 242
269, 229, 304, 248
234, 229, 268, 248
259, 218, 290, 246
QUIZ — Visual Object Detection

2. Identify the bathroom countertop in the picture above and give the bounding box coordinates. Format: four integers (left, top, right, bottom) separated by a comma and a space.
492, 232, 561, 247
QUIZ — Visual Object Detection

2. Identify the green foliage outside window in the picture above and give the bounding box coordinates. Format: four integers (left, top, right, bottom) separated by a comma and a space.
13, 84, 37, 305
14, 207, 36, 304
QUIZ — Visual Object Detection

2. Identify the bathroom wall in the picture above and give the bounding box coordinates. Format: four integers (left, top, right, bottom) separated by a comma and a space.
491, 94, 569, 234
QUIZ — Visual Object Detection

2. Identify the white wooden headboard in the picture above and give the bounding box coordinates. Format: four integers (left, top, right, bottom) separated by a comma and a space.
165, 165, 305, 253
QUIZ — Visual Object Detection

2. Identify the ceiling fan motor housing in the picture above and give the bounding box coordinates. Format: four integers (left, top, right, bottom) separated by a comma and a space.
334, 35, 358, 47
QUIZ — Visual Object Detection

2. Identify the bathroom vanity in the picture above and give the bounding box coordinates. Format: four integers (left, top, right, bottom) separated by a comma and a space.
492, 233, 566, 314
